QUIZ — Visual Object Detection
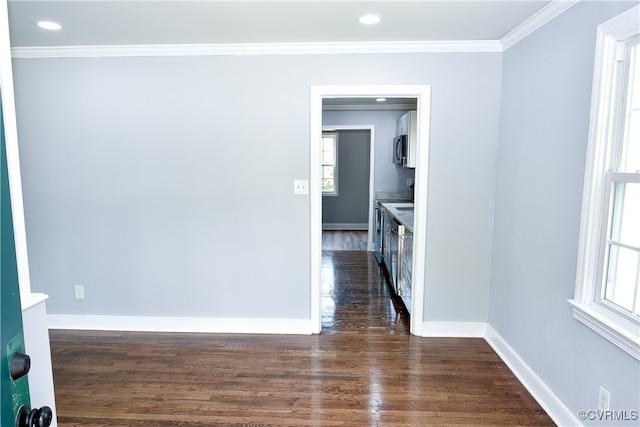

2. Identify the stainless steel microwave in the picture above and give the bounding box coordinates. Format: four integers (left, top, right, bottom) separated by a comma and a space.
393, 135, 406, 165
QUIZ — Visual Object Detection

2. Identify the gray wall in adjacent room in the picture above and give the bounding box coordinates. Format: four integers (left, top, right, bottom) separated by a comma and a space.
322, 109, 415, 193
322, 130, 370, 227
488, 1, 639, 424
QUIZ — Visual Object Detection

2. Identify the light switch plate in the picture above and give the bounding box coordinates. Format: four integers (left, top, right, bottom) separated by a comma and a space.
74, 284, 85, 300
293, 179, 309, 195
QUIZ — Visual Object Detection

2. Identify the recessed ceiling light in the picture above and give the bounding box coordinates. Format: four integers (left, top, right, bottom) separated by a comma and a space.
359, 14, 381, 25
37, 21, 62, 31
376, 98, 387, 102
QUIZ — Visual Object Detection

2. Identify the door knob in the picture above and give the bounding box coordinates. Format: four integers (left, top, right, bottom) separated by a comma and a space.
15, 405, 53, 427
10, 352, 31, 380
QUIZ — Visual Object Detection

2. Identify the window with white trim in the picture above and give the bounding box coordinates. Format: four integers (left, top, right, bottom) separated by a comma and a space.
602, 37, 639, 317
322, 133, 338, 195
570, 5, 640, 360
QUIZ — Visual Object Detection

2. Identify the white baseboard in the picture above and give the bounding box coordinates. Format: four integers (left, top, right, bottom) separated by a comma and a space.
420, 321, 487, 337
47, 315, 577, 426
47, 314, 314, 335
419, 321, 578, 426
484, 325, 581, 427
322, 223, 368, 230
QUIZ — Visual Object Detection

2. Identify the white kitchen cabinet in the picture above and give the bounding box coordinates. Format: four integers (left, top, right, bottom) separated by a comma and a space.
396, 113, 407, 136
397, 110, 417, 168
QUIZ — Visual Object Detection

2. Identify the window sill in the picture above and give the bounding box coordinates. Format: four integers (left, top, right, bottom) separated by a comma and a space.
568, 299, 640, 360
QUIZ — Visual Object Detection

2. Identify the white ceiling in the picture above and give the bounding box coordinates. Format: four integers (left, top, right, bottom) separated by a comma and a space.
7, 0, 552, 48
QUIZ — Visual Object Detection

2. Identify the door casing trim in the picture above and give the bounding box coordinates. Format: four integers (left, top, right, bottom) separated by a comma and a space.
310, 85, 431, 335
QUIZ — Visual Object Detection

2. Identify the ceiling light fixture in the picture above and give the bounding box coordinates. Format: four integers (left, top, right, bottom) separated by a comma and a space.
359, 14, 381, 25
376, 98, 387, 102
37, 21, 62, 30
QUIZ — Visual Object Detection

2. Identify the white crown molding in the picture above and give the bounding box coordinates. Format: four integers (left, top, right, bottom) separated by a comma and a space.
11, 40, 502, 59
501, 0, 581, 50
9, 1, 583, 59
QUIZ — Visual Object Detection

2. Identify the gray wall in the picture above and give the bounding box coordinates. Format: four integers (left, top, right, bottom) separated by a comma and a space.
323, 109, 415, 193
489, 1, 640, 424
321, 129, 370, 227
10, 3, 640, 422
13, 52, 502, 324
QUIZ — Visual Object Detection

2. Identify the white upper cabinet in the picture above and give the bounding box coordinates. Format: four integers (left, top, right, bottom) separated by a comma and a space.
397, 110, 417, 168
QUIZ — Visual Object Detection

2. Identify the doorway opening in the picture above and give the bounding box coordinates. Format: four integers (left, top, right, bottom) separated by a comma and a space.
310, 85, 432, 336
320, 127, 373, 251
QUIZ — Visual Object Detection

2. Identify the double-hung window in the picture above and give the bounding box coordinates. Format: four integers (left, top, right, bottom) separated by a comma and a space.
570, 5, 640, 360
322, 133, 338, 195
603, 37, 639, 317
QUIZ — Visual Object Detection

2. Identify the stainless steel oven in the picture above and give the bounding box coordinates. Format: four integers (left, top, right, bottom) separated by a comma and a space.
374, 201, 385, 263
386, 217, 401, 294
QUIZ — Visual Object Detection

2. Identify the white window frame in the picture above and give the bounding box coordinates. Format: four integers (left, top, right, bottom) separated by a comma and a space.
569, 5, 640, 361
321, 132, 338, 196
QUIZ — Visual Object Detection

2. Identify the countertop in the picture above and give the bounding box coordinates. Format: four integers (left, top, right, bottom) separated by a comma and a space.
381, 202, 414, 233
375, 190, 412, 202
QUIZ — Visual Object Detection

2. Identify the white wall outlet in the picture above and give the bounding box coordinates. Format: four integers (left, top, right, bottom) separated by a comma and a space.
598, 386, 610, 411
74, 284, 85, 300
293, 179, 309, 195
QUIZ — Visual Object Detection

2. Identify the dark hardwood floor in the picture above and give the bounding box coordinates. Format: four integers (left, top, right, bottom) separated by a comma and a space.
322, 230, 368, 251
49, 251, 554, 426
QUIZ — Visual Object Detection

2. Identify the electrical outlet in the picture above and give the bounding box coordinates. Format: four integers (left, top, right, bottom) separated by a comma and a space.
598, 386, 610, 411
74, 285, 85, 300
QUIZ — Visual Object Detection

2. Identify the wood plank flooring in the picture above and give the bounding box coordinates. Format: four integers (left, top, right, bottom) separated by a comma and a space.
322, 230, 369, 251
49, 251, 554, 426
